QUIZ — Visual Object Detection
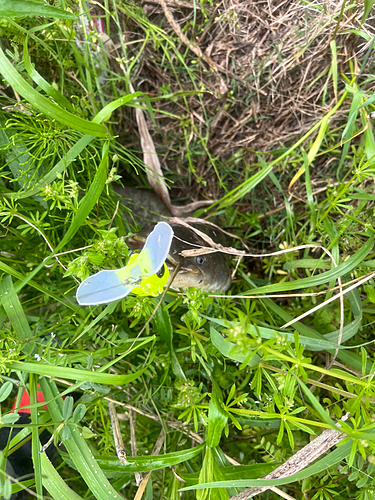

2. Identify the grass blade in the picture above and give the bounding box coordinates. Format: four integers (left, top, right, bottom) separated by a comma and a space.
241, 234, 373, 294
41, 452, 84, 500
30, 374, 43, 499
206, 165, 272, 214
55, 142, 109, 252
23, 37, 74, 112
39, 378, 121, 500
0, 260, 77, 311
7, 360, 152, 385
0, 48, 108, 137
0, 0, 77, 19
0, 275, 32, 342
206, 381, 227, 448
63, 443, 205, 474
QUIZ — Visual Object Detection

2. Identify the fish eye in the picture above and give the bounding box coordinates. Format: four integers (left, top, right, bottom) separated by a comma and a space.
196, 255, 206, 266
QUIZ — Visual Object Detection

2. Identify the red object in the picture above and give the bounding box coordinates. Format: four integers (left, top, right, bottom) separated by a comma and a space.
12, 389, 48, 414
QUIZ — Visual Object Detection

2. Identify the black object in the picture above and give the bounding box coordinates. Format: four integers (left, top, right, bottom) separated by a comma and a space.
0, 413, 57, 500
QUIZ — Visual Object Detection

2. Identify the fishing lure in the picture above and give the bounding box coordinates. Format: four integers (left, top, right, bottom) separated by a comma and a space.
76, 222, 174, 305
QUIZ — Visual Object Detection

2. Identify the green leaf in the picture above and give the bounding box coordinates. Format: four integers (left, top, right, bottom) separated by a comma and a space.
0, 381, 13, 402
23, 37, 74, 112
362, 4, 375, 23
72, 403, 87, 424
0, 110, 34, 181
197, 447, 215, 500
208, 165, 272, 214
30, 374, 43, 498
180, 463, 277, 484
62, 396, 74, 421
41, 452, 84, 500
206, 381, 227, 449
296, 379, 337, 428
283, 259, 331, 271
338, 90, 364, 174
343, 29, 371, 42
0, 0, 77, 18
2, 413, 20, 424
0, 48, 108, 137
308, 115, 329, 163
330, 40, 337, 103
210, 327, 261, 367
0, 260, 77, 311
93, 92, 146, 124
2, 477, 12, 499
63, 443, 205, 476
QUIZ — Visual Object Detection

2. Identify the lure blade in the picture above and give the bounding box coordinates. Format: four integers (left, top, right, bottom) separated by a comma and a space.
76, 222, 174, 305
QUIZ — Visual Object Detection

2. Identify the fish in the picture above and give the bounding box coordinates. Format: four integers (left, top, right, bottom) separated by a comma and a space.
127, 222, 231, 292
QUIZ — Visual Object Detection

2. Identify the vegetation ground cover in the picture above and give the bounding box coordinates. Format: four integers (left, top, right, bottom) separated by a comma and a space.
1, 0, 375, 499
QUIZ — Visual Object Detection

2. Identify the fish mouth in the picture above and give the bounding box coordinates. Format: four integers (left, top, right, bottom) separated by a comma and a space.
167, 261, 230, 292
167, 262, 207, 290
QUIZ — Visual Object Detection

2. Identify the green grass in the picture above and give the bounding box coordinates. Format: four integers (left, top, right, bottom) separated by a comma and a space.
1, 1, 375, 499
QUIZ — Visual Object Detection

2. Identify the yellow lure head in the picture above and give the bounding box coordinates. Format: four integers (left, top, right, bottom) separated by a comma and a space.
128, 253, 170, 296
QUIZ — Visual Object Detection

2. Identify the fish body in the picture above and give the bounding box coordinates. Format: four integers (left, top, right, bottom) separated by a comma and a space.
127, 222, 231, 292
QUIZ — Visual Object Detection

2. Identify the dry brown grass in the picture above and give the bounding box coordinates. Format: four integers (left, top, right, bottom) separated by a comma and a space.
115, 0, 374, 209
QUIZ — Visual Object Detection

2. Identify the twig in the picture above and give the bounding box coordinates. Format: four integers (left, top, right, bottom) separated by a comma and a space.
108, 400, 128, 463
129, 409, 143, 486
132, 428, 165, 498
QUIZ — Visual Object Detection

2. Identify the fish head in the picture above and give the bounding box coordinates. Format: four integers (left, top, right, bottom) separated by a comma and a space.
126, 222, 231, 292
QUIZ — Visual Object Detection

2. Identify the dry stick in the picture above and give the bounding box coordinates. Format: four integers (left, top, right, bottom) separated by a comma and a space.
169, 216, 249, 249
108, 400, 128, 463
143, 0, 202, 9
133, 428, 165, 500
108, 200, 120, 230
128, 79, 212, 216
48, 244, 93, 259
129, 409, 143, 486
270, 489, 297, 500
180, 240, 323, 259
229, 414, 348, 500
